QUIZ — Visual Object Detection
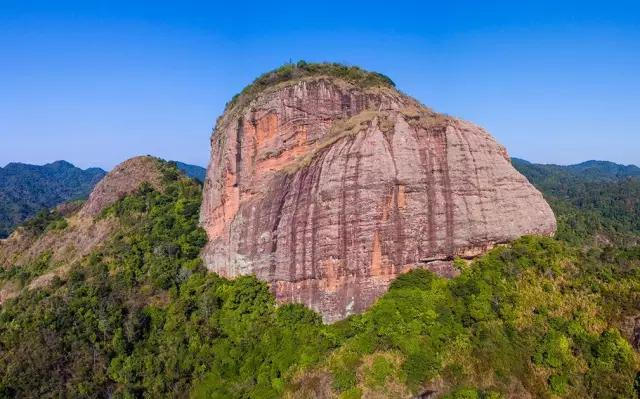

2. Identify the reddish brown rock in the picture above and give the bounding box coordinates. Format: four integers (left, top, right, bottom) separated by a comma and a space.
79, 155, 163, 218
200, 69, 556, 322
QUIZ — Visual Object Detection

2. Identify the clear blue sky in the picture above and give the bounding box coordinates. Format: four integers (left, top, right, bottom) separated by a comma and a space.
1, 1, 639, 170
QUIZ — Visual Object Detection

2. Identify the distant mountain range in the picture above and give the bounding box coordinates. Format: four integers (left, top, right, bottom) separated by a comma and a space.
512, 158, 640, 245
2, 156, 636, 241
512, 158, 640, 181
0, 160, 206, 238
174, 161, 206, 182
0, 161, 106, 238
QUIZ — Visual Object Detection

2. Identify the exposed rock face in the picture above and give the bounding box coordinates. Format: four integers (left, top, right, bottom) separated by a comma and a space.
79, 156, 164, 217
634, 318, 640, 350
200, 71, 556, 322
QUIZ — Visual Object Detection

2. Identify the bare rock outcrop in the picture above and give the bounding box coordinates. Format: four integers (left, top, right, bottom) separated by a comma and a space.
200, 65, 556, 322
79, 155, 163, 217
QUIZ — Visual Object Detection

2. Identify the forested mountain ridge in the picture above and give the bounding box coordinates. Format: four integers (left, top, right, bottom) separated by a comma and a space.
0, 161, 106, 238
174, 161, 206, 183
512, 158, 640, 182
513, 158, 640, 246
0, 160, 206, 239
565, 160, 640, 179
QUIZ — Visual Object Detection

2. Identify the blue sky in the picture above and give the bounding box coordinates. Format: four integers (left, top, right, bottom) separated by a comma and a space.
1, 1, 639, 170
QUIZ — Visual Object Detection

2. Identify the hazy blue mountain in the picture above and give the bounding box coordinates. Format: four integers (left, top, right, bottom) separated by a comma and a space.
0, 161, 106, 238
512, 158, 640, 182
174, 161, 206, 182
565, 160, 640, 179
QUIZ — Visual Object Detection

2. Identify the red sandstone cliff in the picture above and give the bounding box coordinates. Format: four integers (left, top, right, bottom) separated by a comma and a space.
200, 64, 556, 322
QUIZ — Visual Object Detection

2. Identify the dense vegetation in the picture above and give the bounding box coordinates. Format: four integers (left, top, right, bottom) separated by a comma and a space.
224, 61, 396, 114
0, 161, 206, 239
0, 160, 639, 398
315, 239, 640, 398
0, 160, 106, 238
513, 158, 640, 246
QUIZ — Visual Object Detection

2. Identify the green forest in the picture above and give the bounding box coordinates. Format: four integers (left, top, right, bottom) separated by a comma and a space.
512, 158, 640, 246
1, 161, 639, 398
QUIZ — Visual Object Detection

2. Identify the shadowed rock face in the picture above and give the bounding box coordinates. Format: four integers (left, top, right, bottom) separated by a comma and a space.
200, 75, 556, 322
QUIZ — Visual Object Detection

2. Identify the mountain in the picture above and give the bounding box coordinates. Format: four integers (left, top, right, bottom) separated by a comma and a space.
0, 161, 106, 238
0, 156, 168, 271
174, 161, 206, 182
200, 62, 556, 322
566, 160, 640, 179
0, 154, 637, 399
513, 158, 640, 245
0, 65, 639, 399
0, 160, 205, 239
512, 158, 640, 182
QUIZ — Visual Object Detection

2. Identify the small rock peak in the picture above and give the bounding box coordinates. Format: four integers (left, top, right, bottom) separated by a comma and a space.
0, 156, 172, 270
78, 155, 164, 218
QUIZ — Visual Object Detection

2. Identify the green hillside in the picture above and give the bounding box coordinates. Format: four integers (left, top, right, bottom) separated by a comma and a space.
513, 158, 640, 246
0, 161, 206, 239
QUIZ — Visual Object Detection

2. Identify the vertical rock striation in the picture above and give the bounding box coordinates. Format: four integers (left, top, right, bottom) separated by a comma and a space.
200, 65, 556, 322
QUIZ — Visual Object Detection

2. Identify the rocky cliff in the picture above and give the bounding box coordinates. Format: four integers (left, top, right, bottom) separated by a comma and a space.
200, 63, 556, 322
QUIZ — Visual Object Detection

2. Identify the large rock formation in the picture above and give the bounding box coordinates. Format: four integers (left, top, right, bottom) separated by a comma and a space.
200, 64, 556, 322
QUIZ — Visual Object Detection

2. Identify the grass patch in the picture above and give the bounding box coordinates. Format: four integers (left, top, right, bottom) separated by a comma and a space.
282, 110, 384, 175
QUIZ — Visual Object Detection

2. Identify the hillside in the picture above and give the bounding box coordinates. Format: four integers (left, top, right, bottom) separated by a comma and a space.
0, 161, 205, 239
0, 161, 106, 239
512, 158, 640, 245
0, 157, 638, 398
